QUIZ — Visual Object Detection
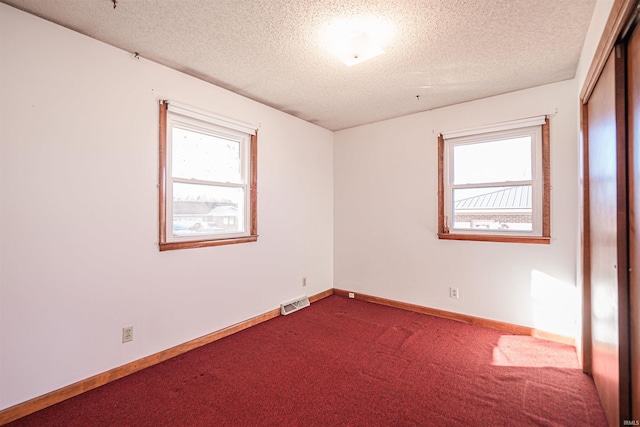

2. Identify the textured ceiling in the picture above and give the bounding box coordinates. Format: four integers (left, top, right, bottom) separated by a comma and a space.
2, 0, 597, 131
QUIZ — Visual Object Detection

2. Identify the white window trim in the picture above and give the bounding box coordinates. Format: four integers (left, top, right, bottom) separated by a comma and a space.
166, 101, 256, 136
438, 116, 550, 244
159, 100, 258, 250
442, 115, 546, 139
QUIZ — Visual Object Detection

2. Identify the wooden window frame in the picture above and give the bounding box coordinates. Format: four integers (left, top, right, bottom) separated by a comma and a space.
437, 118, 550, 244
158, 102, 258, 251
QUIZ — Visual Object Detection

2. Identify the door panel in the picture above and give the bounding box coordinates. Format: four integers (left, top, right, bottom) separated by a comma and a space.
588, 47, 630, 426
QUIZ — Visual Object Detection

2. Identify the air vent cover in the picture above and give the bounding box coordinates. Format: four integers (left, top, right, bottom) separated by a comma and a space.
280, 296, 310, 315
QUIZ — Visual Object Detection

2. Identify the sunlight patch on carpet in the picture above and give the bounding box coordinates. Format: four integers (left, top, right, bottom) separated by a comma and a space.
491, 335, 579, 368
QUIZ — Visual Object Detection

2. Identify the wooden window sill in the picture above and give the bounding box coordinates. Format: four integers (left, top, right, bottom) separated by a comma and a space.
160, 235, 258, 251
437, 233, 550, 244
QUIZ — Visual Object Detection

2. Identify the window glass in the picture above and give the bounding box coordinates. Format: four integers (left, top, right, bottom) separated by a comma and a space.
172, 126, 241, 183
452, 185, 533, 231
453, 136, 531, 185
172, 183, 245, 237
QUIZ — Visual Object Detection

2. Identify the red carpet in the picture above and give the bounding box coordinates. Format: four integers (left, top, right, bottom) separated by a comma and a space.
8, 295, 606, 426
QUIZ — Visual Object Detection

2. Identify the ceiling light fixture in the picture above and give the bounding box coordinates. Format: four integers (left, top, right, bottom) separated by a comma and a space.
322, 17, 393, 66
332, 30, 384, 66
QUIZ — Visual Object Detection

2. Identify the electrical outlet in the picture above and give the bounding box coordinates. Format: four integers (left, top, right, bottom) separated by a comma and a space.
348, 292, 355, 298
122, 326, 133, 343
302, 277, 307, 287
450, 287, 459, 299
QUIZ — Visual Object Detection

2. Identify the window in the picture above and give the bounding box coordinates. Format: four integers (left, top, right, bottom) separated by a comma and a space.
159, 101, 257, 251
438, 116, 550, 244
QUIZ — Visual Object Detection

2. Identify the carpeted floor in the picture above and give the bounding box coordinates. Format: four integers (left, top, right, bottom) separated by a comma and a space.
8, 295, 607, 426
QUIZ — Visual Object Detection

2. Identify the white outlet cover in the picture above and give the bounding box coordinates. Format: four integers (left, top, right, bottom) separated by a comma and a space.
122, 326, 133, 343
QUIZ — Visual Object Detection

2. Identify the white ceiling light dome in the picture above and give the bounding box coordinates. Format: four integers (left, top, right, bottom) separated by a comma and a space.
322, 16, 395, 66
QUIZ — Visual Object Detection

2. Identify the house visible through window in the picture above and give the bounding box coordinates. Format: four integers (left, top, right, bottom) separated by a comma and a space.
159, 101, 257, 251
438, 116, 550, 244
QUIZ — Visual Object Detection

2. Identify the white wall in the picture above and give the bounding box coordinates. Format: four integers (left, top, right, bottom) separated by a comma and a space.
0, 4, 333, 410
575, 0, 615, 90
334, 79, 580, 338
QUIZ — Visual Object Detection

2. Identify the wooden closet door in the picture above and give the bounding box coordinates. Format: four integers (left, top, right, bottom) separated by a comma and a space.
588, 47, 630, 426
628, 23, 640, 420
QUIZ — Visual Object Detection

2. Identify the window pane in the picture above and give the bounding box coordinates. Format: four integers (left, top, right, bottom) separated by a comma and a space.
172, 182, 245, 237
452, 186, 532, 231
453, 136, 531, 185
172, 126, 241, 183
